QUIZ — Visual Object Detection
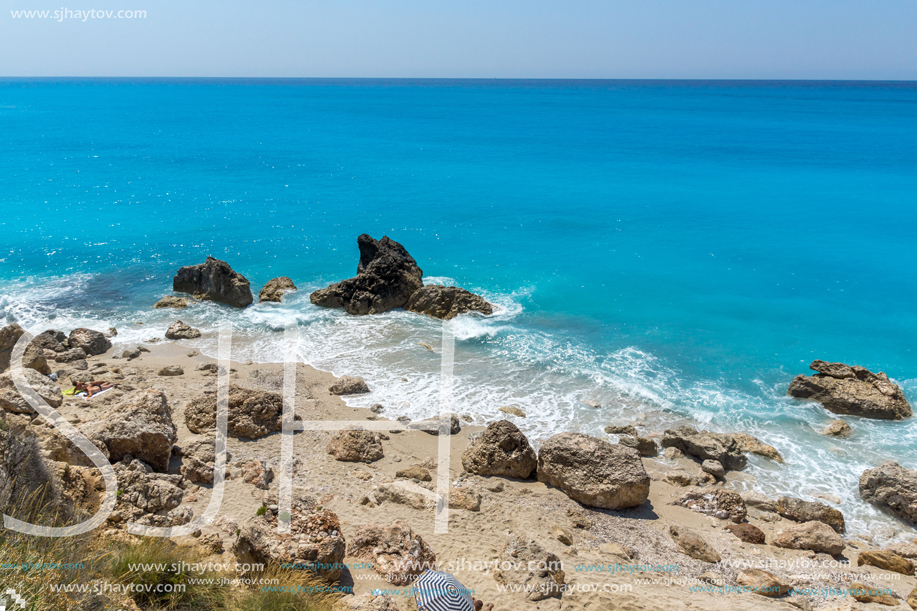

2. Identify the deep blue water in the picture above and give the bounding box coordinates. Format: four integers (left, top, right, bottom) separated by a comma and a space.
1, 79, 916, 535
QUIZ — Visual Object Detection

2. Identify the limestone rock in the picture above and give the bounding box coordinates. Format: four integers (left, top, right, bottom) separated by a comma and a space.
908, 587, 917, 610
404, 285, 493, 319
776, 496, 845, 533
669, 525, 720, 563
0, 324, 51, 374
0, 368, 64, 414
618, 435, 658, 457
347, 521, 435, 585
537, 432, 650, 510
154, 296, 188, 309
326, 430, 384, 463
772, 521, 845, 555
158, 365, 184, 376
173, 256, 253, 308
259, 277, 297, 303
180, 456, 214, 485
233, 493, 345, 581
857, 551, 914, 576
372, 482, 435, 511
499, 405, 526, 418
660, 426, 747, 471
329, 375, 370, 395
735, 569, 790, 598
165, 320, 202, 340
883, 542, 917, 559
672, 487, 747, 523
701, 459, 725, 479
82, 391, 176, 472
724, 523, 766, 544
605, 425, 638, 436
109, 459, 188, 527
850, 582, 900, 606
788, 361, 912, 420
68, 328, 112, 356
184, 385, 284, 439
407, 413, 460, 436
860, 461, 917, 525
461, 420, 537, 479
742, 490, 778, 513
493, 535, 564, 601
395, 465, 431, 482
448, 487, 481, 511
821, 420, 853, 438
310, 234, 423, 315
732, 433, 783, 462
241, 458, 275, 490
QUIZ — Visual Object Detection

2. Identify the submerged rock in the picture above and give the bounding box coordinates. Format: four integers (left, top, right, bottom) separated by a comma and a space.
311, 234, 423, 315
821, 419, 853, 438
173, 256, 253, 308
461, 419, 537, 479
788, 360, 912, 420
154, 295, 188, 309
404, 285, 493, 319
860, 461, 917, 525
537, 432, 650, 509
259, 276, 297, 303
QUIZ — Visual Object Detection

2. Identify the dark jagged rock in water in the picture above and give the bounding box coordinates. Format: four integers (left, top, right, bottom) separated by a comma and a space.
173, 256, 253, 308
310, 234, 423, 315
404, 285, 493, 319
259, 276, 297, 303
788, 360, 912, 420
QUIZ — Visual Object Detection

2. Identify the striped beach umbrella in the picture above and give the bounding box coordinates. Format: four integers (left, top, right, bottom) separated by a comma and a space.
412, 570, 475, 611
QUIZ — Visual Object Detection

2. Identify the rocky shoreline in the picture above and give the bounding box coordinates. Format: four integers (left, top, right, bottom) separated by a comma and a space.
1, 236, 916, 610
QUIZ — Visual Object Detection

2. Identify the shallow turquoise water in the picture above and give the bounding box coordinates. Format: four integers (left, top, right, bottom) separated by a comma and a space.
1, 79, 916, 536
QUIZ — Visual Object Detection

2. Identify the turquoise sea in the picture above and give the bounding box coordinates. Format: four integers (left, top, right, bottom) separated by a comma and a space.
1, 79, 916, 537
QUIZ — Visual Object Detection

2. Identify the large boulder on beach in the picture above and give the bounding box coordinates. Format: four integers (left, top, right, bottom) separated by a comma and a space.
0, 324, 51, 374
173, 256, 253, 308
0, 368, 63, 414
772, 520, 845, 555
68, 328, 112, 356
326, 430, 384, 463
461, 420, 537, 479
788, 360, 912, 420
233, 493, 346, 582
259, 277, 297, 303
82, 391, 176, 473
404, 285, 493, 319
184, 385, 284, 439
165, 320, 201, 340
859, 461, 917, 525
775, 496, 845, 533
673, 487, 747, 523
660, 426, 747, 471
310, 235, 423, 315
536, 432, 650, 509
347, 521, 436, 585
329, 375, 370, 395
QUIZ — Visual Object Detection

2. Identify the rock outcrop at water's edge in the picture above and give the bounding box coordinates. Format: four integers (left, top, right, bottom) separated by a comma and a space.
788, 360, 912, 420
860, 460, 917, 525
404, 285, 493, 319
536, 432, 650, 509
259, 276, 297, 303
173, 256, 254, 308
310, 235, 423, 315
660, 426, 747, 471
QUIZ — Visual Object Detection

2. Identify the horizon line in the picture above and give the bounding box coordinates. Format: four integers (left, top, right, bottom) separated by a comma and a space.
2, 76, 917, 84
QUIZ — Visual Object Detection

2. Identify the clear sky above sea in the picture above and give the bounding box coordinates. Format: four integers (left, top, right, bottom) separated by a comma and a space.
1, 0, 916, 79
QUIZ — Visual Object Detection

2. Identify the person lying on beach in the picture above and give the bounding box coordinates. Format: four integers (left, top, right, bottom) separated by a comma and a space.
74, 380, 113, 399
473, 598, 494, 611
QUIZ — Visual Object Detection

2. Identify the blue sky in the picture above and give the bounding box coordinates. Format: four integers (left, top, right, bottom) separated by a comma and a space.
1, 0, 916, 78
